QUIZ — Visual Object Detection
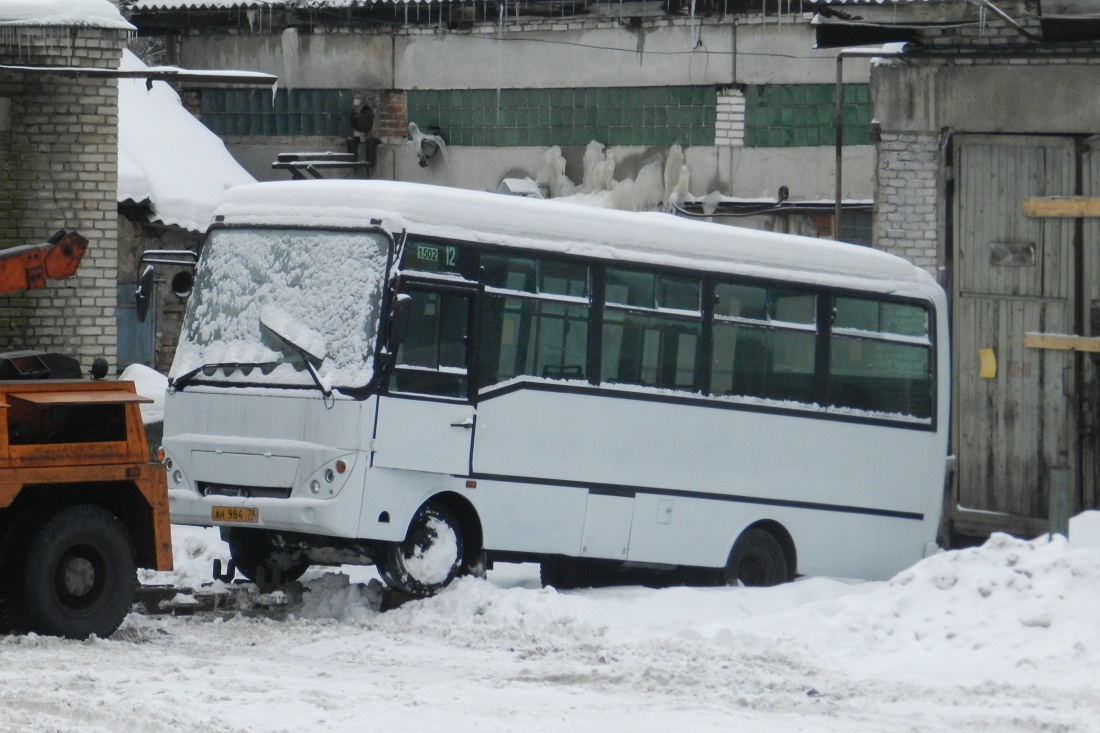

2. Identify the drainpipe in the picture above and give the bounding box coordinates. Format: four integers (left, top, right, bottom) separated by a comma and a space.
833, 46, 903, 241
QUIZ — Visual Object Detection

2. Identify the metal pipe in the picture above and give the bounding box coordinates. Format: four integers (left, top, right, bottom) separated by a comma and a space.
970, 0, 1041, 41
833, 46, 903, 241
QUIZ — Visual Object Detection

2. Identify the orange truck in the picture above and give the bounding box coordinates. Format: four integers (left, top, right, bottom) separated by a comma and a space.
0, 231, 171, 638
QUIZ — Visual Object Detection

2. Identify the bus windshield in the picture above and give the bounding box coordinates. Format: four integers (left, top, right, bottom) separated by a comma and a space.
171, 227, 390, 391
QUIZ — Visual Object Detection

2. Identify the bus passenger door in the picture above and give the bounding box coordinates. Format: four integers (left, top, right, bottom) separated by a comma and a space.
372, 285, 476, 475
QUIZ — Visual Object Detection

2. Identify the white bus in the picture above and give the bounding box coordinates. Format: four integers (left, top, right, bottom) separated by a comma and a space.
158, 179, 949, 595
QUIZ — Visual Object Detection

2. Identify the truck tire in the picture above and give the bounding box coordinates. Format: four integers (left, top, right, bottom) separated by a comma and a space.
19, 504, 137, 639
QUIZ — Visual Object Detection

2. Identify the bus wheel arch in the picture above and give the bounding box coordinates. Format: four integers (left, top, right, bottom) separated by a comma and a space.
427, 491, 485, 578
378, 493, 483, 597
722, 521, 796, 587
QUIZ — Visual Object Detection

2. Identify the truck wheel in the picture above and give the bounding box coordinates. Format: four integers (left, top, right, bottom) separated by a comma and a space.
378, 502, 463, 598
20, 505, 136, 639
228, 528, 310, 586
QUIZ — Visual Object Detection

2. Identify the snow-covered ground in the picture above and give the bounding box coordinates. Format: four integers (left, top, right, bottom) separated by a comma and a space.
1, 519, 1099, 732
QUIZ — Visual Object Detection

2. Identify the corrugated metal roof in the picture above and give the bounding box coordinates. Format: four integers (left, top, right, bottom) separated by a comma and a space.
807, 1, 936, 4
123, 0, 406, 10
805, 0, 932, 4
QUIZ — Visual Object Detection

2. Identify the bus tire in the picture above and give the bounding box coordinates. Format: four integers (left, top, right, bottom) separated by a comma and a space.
228, 528, 310, 586
19, 505, 137, 639
723, 528, 787, 587
378, 502, 463, 598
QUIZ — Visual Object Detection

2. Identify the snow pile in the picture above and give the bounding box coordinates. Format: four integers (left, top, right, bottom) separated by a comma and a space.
118, 49, 256, 233
51, 520, 1093, 731
793, 532, 1100, 681
0, 0, 133, 29
296, 573, 383, 622
120, 363, 168, 424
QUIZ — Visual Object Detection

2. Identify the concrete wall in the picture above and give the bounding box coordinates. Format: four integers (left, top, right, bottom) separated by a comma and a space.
178, 14, 873, 205
182, 30, 394, 89
735, 18, 870, 85
874, 61, 1100, 135
0, 27, 126, 370
396, 20, 734, 89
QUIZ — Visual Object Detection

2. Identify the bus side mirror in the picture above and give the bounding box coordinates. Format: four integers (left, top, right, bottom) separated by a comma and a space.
388, 294, 412, 345
135, 265, 155, 323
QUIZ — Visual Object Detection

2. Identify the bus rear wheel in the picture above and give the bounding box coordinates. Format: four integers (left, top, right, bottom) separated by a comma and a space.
379, 502, 463, 598
723, 528, 788, 587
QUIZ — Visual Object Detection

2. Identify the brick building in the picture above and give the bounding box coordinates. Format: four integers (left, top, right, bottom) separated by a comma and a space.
0, 12, 132, 372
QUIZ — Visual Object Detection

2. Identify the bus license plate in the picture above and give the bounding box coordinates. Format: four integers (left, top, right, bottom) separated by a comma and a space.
211, 506, 259, 524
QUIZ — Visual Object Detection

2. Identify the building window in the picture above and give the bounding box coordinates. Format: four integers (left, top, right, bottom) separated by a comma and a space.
407, 86, 717, 147
744, 84, 871, 148
200, 89, 354, 137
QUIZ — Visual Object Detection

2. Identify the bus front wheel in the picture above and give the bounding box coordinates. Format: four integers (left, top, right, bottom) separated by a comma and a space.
723, 528, 787, 587
378, 502, 463, 597
228, 528, 311, 586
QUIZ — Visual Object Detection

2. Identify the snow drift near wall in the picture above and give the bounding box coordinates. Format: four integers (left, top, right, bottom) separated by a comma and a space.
117, 49, 256, 233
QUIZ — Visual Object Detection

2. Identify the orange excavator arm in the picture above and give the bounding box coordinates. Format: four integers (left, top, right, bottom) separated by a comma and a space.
0, 230, 87, 295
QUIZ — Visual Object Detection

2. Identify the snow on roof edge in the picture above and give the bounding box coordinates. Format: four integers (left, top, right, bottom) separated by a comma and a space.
0, 0, 135, 30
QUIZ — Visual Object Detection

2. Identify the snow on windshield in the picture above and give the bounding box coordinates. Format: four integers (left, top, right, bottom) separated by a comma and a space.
171, 228, 390, 390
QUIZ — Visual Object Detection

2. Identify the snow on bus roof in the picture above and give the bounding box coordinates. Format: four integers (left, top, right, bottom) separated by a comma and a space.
214, 180, 939, 298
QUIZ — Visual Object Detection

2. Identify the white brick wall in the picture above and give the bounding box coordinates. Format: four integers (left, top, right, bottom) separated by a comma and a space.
714, 87, 745, 147
0, 27, 126, 372
874, 131, 941, 274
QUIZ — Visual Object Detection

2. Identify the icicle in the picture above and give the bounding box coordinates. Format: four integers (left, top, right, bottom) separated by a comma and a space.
634, 161, 664, 211
536, 146, 577, 198
281, 28, 300, 91
663, 144, 686, 201
582, 141, 607, 192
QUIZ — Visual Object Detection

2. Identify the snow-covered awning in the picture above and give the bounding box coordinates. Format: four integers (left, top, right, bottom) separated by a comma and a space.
0, 63, 276, 85
126, 0, 515, 9
0, 0, 134, 29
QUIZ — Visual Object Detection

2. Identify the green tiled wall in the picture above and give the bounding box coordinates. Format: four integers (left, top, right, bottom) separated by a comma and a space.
744, 84, 871, 147
407, 86, 717, 147
201, 89, 354, 137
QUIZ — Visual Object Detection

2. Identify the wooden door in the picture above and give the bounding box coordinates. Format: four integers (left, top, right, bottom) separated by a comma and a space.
952, 136, 1078, 531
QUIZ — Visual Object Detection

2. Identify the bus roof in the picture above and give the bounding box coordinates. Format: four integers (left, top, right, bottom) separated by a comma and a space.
214, 180, 940, 299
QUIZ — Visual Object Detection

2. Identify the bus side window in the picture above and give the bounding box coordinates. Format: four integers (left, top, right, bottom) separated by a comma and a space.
477, 254, 590, 389
712, 282, 816, 403
390, 289, 471, 399
601, 268, 702, 391
828, 297, 932, 418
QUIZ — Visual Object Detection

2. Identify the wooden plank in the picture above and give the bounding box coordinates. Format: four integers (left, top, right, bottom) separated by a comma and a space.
1023, 332, 1100, 352
1022, 196, 1100, 218
7, 390, 152, 406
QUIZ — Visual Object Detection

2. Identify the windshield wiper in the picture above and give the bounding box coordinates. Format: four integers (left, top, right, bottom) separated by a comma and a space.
259, 307, 333, 400
169, 361, 277, 392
